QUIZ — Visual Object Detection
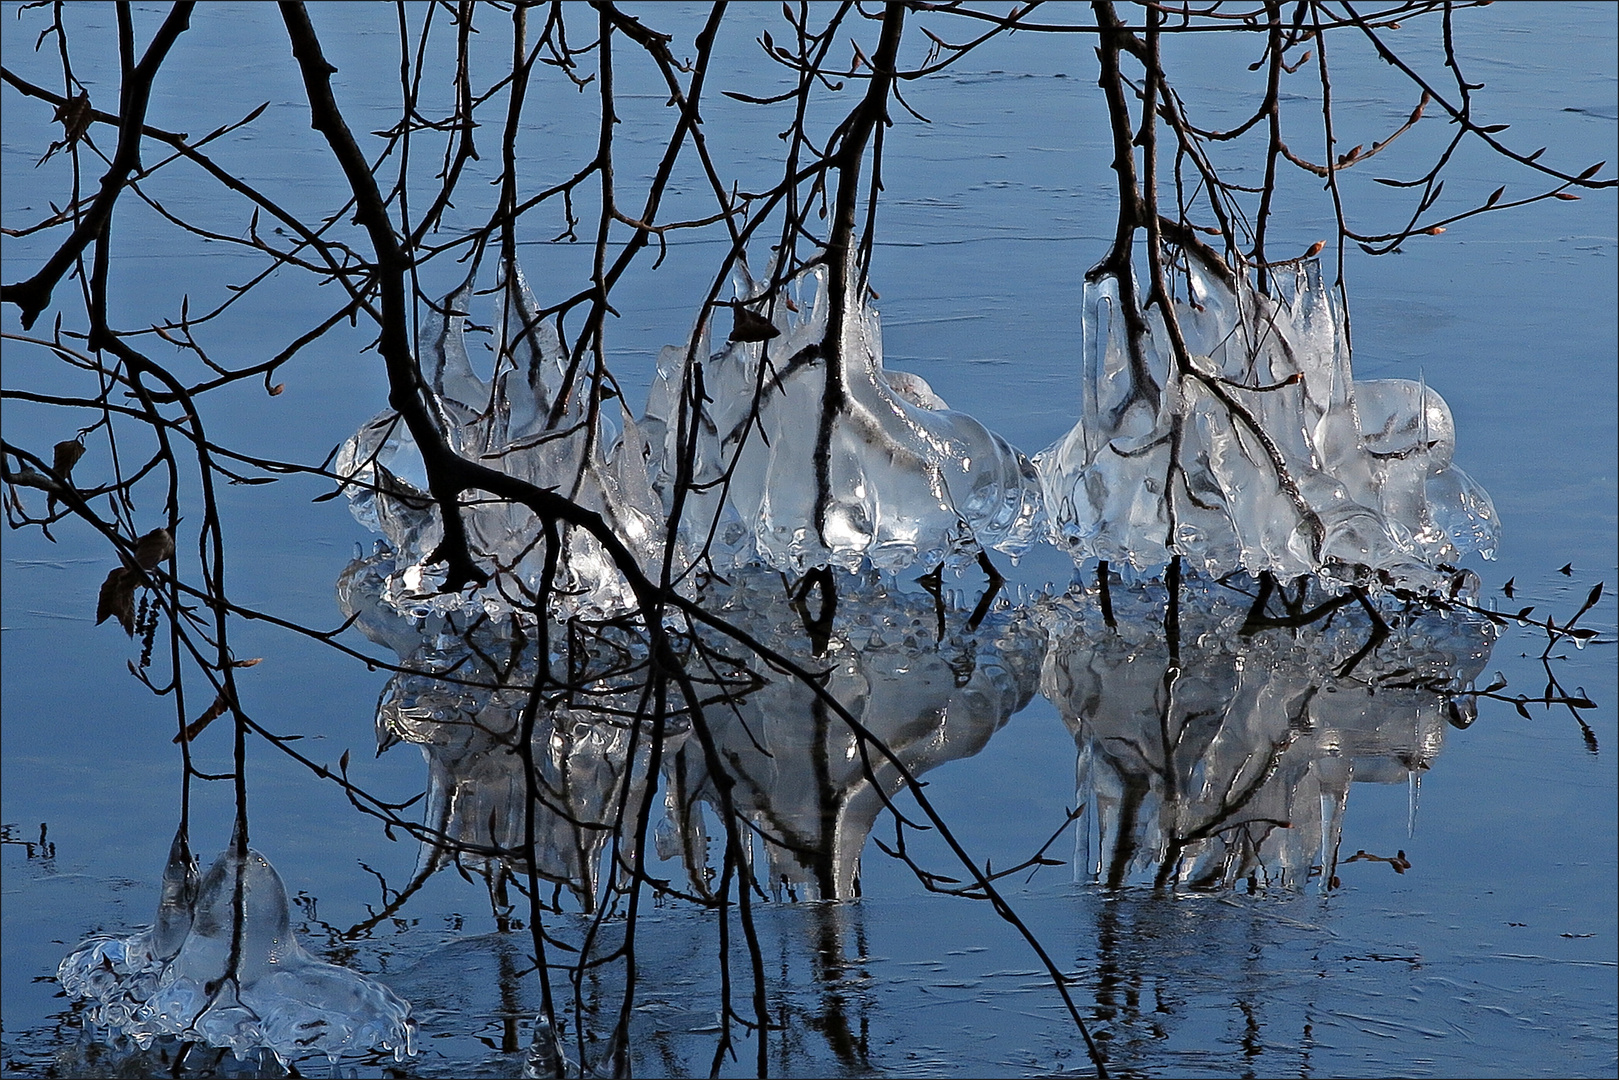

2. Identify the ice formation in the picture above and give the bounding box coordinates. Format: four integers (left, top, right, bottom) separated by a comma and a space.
60, 833, 416, 1065
1039, 575, 1494, 890
1036, 257, 1498, 590
642, 259, 1045, 574
336, 261, 666, 620
334, 248, 1499, 617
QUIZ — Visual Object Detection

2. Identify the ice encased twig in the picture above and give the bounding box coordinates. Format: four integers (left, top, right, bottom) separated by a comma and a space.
60, 839, 416, 1065
336, 263, 666, 620
1036, 257, 1497, 589
643, 259, 1045, 573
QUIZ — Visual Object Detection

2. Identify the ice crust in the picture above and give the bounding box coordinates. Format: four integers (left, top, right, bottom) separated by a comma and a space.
1036, 258, 1498, 589
59, 834, 416, 1065
642, 260, 1046, 574
335, 262, 666, 620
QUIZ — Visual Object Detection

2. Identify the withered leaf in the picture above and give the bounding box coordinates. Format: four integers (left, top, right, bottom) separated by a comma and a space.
133, 527, 174, 570
95, 567, 140, 636
728, 304, 780, 343
51, 439, 86, 479
52, 92, 92, 144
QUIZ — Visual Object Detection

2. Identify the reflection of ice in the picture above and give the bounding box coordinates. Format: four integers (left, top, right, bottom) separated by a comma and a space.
338, 551, 1042, 905
339, 549, 682, 911
335, 261, 666, 621
643, 259, 1045, 573
60, 835, 415, 1065
1036, 258, 1498, 589
1038, 574, 1494, 891
667, 570, 1047, 900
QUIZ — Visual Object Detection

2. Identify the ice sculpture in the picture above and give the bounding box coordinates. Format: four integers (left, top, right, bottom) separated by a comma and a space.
643, 258, 1045, 574
664, 568, 1046, 900
1037, 256, 1498, 590
336, 261, 666, 620
339, 548, 682, 911
1038, 573, 1493, 891
60, 834, 416, 1065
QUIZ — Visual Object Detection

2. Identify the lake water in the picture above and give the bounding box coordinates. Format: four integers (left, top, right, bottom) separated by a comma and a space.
3, 3, 1615, 1077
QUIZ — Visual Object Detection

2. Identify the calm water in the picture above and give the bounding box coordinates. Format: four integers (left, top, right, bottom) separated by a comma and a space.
3, 4, 1615, 1077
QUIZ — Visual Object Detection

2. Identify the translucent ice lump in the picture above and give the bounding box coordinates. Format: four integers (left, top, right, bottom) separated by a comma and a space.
643, 259, 1045, 574
1036, 257, 1498, 589
60, 835, 416, 1065
336, 261, 666, 620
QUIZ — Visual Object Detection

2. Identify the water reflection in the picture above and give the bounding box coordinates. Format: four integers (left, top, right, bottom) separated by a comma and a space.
1040, 574, 1493, 892
337, 550, 1046, 908
338, 549, 1495, 910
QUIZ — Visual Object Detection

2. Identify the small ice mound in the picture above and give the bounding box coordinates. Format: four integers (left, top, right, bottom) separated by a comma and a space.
643, 258, 1045, 574
61, 840, 416, 1066
336, 258, 667, 621
59, 826, 197, 1035
1036, 255, 1498, 591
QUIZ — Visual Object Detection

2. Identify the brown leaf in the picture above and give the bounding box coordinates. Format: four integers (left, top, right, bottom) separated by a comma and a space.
1303, 240, 1325, 259
268, 383, 286, 396
133, 527, 174, 570
51, 439, 86, 479
231, 657, 263, 668
52, 92, 92, 144
96, 567, 139, 636
728, 304, 780, 343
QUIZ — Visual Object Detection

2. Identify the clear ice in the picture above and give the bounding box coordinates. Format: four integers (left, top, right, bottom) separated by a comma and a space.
339, 253, 1495, 612
642, 257, 1047, 574
336, 261, 667, 620
1036, 257, 1498, 589
59, 835, 416, 1065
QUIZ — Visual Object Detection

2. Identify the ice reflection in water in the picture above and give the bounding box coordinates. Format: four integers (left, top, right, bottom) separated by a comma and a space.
1040, 573, 1494, 892
337, 550, 1045, 907
59, 831, 416, 1067
336, 545, 1494, 911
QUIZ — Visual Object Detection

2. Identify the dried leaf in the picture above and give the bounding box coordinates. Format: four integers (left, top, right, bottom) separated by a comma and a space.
1303, 240, 1325, 258
268, 383, 286, 396
728, 304, 780, 343
95, 567, 139, 636
133, 527, 174, 570
52, 92, 92, 144
51, 439, 86, 479
231, 657, 263, 668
